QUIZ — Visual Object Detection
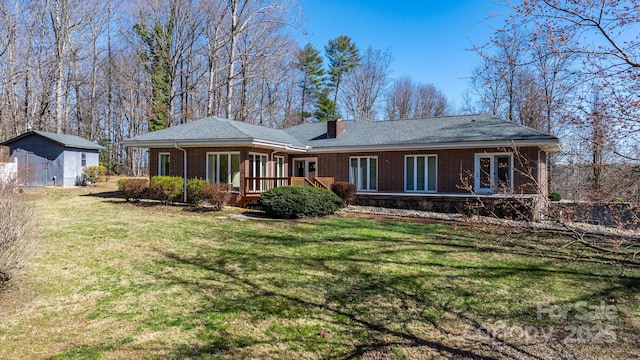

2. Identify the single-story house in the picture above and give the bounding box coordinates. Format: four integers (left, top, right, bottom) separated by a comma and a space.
1, 130, 105, 187
123, 114, 562, 216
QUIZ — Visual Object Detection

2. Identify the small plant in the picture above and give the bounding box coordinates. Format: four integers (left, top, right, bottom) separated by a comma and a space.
187, 178, 209, 205
260, 186, 343, 219
331, 181, 357, 206
120, 178, 149, 202
199, 183, 231, 210
117, 178, 128, 192
149, 176, 184, 204
82, 165, 107, 185
548, 191, 562, 202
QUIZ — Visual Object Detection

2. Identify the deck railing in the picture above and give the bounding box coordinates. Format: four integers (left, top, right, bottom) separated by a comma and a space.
243, 176, 335, 194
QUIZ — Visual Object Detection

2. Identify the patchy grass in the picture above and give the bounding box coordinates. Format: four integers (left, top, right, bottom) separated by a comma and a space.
0, 181, 639, 359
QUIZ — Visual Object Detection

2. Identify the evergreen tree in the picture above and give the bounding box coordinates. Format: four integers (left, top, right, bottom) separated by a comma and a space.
134, 4, 177, 132
296, 43, 325, 123
314, 88, 339, 122
325, 35, 360, 117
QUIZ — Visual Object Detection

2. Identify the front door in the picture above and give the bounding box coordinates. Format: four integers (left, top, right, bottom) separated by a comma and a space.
293, 159, 317, 178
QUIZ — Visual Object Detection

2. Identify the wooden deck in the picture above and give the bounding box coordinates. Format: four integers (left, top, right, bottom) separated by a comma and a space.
241, 176, 334, 207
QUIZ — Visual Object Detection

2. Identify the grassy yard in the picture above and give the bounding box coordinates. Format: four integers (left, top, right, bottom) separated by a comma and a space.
1, 181, 639, 359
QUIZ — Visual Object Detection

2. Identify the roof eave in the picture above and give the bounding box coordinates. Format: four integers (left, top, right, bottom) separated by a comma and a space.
122, 138, 308, 152
305, 139, 563, 153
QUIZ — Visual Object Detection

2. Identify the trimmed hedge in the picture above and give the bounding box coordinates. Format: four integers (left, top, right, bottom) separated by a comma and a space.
187, 177, 209, 205
120, 178, 149, 202
149, 176, 184, 204
200, 183, 231, 210
331, 181, 357, 206
260, 186, 343, 219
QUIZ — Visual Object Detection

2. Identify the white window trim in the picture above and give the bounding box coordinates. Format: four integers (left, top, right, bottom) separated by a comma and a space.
404, 154, 438, 193
274, 155, 285, 178
292, 157, 318, 178
206, 152, 240, 190
349, 156, 378, 192
158, 152, 170, 176
474, 152, 514, 194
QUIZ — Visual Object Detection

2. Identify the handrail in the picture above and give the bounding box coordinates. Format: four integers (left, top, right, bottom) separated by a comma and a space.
243, 176, 335, 193
244, 177, 290, 194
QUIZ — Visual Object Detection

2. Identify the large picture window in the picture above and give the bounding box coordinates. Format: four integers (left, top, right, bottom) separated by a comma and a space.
350, 157, 377, 191
405, 155, 437, 192
158, 153, 170, 176
207, 152, 240, 191
474, 153, 513, 193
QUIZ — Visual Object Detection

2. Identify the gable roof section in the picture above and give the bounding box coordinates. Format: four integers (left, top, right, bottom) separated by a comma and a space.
284, 114, 562, 152
122, 114, 562, 153
1, 130, 105, 151
122, 116, 308, 151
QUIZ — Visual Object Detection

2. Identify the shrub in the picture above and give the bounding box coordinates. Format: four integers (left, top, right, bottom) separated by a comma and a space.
120, 178, 149, 202
548, 191, 562, 202
82, 165, 107, 185
187, 178, 209, 205
260, 186, 343, 219
331, 181, 357, 206
149, 176, 184, 204
0, 180, 37, 288
117, 178, 128, 192
199, 183, 231, 210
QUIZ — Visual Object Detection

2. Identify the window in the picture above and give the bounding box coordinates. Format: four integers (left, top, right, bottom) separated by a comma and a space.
248, 153, 268, 192
405, 155, 437, 192
350, 157, 377, 191
474, 153, 513, 193
81, 152, 87, 167
274, 156, 285, 187
158, 153, 170, 176
207, 152, 240, 191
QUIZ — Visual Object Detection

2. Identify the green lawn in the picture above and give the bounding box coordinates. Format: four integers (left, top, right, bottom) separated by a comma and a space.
1, 182, 638, 359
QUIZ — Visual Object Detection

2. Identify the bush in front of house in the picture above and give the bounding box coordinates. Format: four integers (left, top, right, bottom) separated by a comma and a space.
260, 186, 343, 219
82, 165, 107, 185
186, 177, 209, 205
149, 176, 184, 204
199, 183, 231, 210
119, 178, 149, 202
331, 181, 357, 206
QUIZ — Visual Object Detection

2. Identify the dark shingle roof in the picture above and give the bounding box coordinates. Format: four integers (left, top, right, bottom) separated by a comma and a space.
122, 114, 562, 152
123, 117, 306, 149
1, 130, 104, 151
283, 114, 559, 150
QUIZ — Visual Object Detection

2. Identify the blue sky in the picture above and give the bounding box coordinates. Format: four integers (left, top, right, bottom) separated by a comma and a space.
296, 0, 507, 109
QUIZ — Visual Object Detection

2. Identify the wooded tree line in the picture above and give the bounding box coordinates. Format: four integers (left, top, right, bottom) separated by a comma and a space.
1, 0, 638, 203
0, 0, 451, 175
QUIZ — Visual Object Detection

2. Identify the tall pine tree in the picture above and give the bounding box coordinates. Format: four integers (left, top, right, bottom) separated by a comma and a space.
296, 43, 325, 123
325, 35, 360, 118
134, 3, 177, 132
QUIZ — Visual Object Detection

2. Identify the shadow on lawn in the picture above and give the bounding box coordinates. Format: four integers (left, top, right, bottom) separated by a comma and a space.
141, 217, 640, 359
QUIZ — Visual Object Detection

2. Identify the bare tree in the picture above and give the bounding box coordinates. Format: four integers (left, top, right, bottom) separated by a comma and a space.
341, 46, 392, 120
386, 77, 450, 119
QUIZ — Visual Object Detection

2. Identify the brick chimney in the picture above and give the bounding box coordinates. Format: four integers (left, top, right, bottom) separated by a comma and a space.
327, 119, 347, 138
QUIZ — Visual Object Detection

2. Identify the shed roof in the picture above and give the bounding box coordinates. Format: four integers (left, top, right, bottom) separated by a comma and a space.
1, 130, 105, 151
